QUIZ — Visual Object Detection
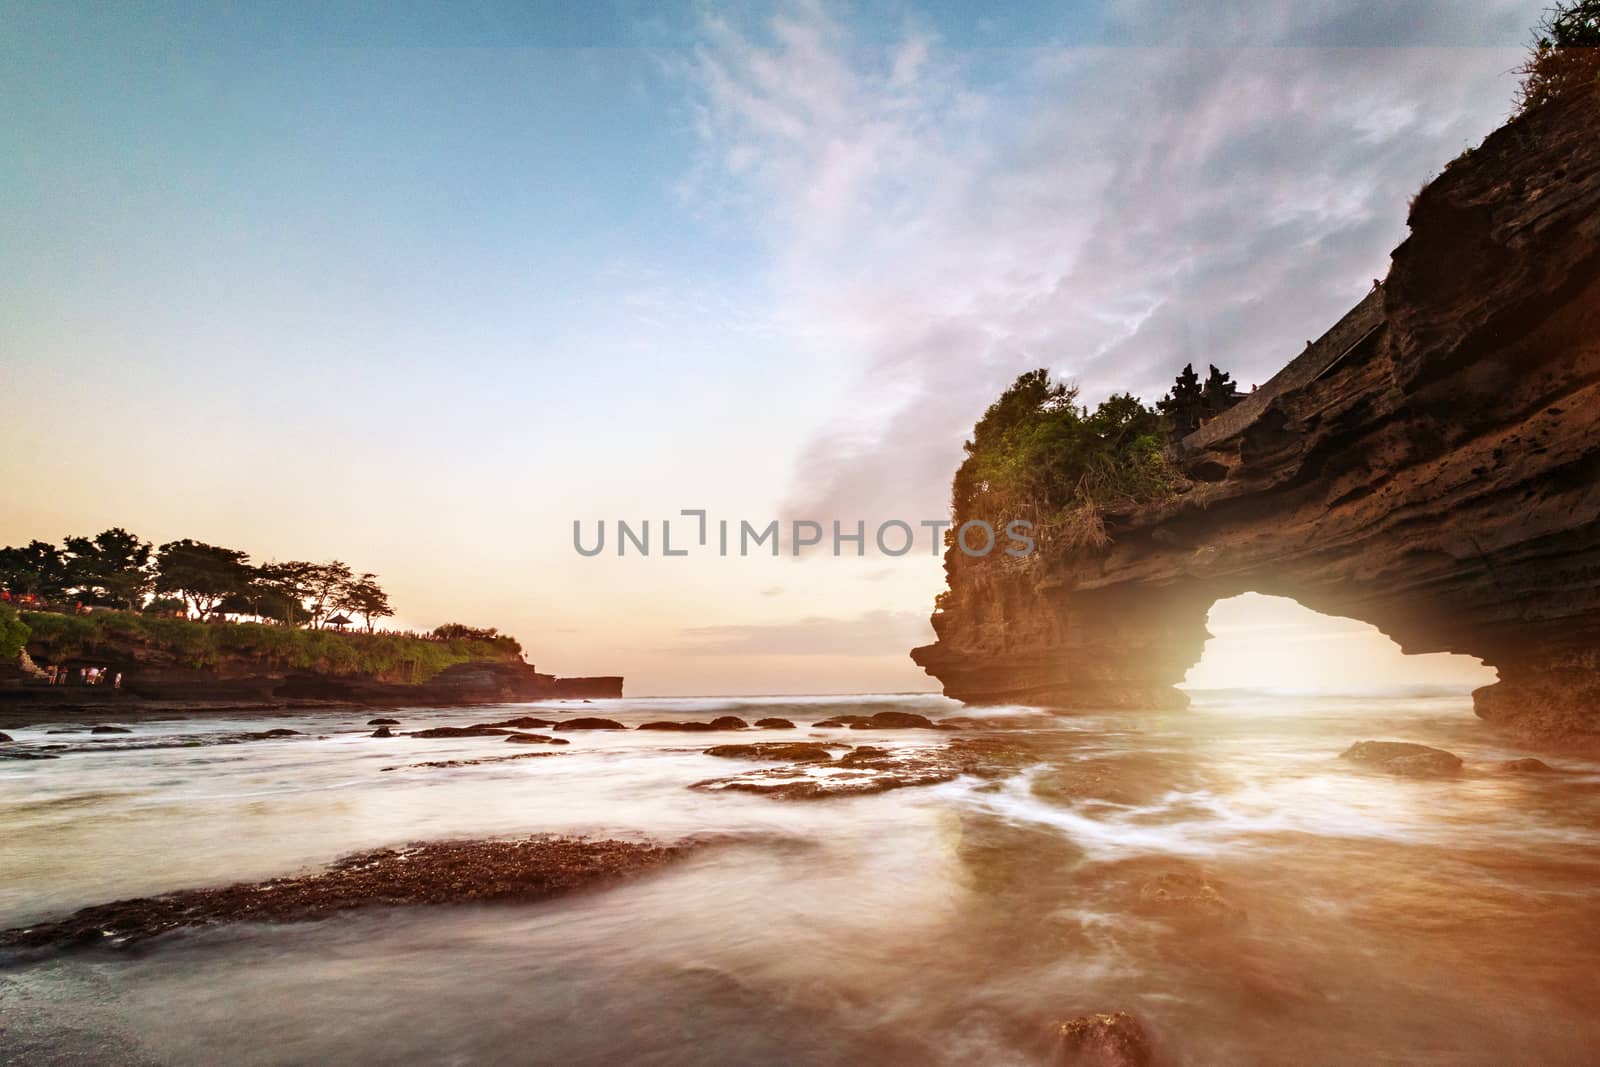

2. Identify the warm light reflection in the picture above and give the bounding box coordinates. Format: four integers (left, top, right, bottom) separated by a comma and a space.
1181, 593, 1497, 694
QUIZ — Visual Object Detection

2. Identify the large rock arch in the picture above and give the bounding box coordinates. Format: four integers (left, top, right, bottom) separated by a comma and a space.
913, 96, 1600, 742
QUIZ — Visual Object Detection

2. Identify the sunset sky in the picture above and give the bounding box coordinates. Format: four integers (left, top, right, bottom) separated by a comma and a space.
1, 1, 1529, 694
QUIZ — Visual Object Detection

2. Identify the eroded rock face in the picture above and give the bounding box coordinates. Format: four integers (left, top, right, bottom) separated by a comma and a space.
913, 97, 1600, 742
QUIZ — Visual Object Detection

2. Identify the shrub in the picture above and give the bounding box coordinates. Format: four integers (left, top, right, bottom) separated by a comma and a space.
1517, 0, 1600, 112
951, 371, 1177, 556
0, 602, 29, 659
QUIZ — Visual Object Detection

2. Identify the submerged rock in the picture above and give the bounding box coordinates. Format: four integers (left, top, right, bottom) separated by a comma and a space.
503, 732, 562, 745
1497, 757, 1555, 773
89, 726, 132, 735
0, 836, 686, 948
482, 716, 557, 730
1051, 1011, 1153, 1067
367, 718, 400, 726
1136, 868, 1244, 923
753, 718, 795, 729
382, 752, 564, 772
0, 732, 11, 743
638, 716, 749, 732
0, 750, 58, 761
692, 736, 1029, 800
1340, 741, 1462, 777
370, 727, 394, 738
812, 712, 936, 730
703, 743, 834, 763
409, 725, 513, 739
553, 717, 626, 731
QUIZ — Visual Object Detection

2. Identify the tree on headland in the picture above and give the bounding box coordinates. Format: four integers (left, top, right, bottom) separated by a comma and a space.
64, 528, 154, 610
0, 541, 70, 600
1517, 0, 1600, 112
1, 531, 405, 637
1157, 363, 1204, 434
153, 540, 252, 620
336, 572, 394, 633
952, 369, 1174, 552
1200, 364, 1240, 419
301, 561, 354, 629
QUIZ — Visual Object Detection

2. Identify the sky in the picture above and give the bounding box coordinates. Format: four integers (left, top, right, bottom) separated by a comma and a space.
0, 1, 1534, 695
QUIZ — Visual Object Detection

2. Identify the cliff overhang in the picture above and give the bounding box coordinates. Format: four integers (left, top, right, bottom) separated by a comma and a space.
913, 95, 1600, 743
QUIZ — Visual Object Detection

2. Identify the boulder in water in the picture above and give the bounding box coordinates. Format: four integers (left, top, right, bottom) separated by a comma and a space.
553, 717, 626, 731
367, 718, 400, 726
754, 718, 795, 729
90, 725, 132, 735
0, 732, 12, 743
1340, 740, 1462, 777
704, 743, 834, 763
504, 732, 558, 744
1050, 1011, 1153, 1067
851, 711, 936, 730
1497, 756, 1555, 773
371, 727, 394, 738
410, 725, 513, 739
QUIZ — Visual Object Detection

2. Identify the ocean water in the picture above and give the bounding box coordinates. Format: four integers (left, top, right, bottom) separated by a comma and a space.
3, 692, 1599, 1065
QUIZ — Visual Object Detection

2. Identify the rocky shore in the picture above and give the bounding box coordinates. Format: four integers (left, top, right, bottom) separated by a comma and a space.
0, 836, 689, 950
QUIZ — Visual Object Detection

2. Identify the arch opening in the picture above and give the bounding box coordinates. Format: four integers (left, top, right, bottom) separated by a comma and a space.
1180, 593, 1497, 697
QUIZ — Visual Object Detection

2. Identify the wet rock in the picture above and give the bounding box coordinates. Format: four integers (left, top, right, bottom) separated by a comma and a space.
0, 836, 686, 948
638, 717, 749, 732
1340, 741, 1462, 777
482, 716, 557, 730
410, 725, 514, 739
370, 727, 394, 738
852, 711, 937, 730
839, 745, 890, 764
367, 718, 400, 726
0, 732, 11, 743
1030, 754, 1190, 808
89, 726, 132, 735
382, 752, 564, 772
812, 712, 936, 730
232, 728, 303, 741
704, 743, 834, 763
1136, 868, 1244, 923
1051, 1011, 1153, 1067
553, 717, 626, 731
754, 718, 795, 729
1497, 757, 1555, 773
504, 732, 560, 744
692, 736, 1031, 800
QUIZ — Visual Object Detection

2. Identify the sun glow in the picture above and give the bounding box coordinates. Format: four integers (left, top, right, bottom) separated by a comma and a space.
1181, 593, 1497, 695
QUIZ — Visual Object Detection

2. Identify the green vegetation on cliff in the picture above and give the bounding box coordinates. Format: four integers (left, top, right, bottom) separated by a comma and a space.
21, 612, 521, 684
0, 603, 29, 660
952, 370, 1178, 553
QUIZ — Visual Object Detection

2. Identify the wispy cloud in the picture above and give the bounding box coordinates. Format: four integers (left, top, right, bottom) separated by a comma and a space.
678, 1, 1529, 533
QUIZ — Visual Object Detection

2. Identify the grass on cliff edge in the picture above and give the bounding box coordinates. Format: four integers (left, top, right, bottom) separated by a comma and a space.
20, 611, 522, 684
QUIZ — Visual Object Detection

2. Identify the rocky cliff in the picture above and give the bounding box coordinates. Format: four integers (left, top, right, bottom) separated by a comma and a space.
913, 94, 1600, 742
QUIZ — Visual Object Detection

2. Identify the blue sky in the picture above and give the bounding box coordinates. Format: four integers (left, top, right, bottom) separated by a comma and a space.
1, 1, 1534, 693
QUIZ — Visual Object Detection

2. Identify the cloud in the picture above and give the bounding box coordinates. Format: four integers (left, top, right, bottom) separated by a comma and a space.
669, 609, 934, 656
678, 1, 1531, 534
